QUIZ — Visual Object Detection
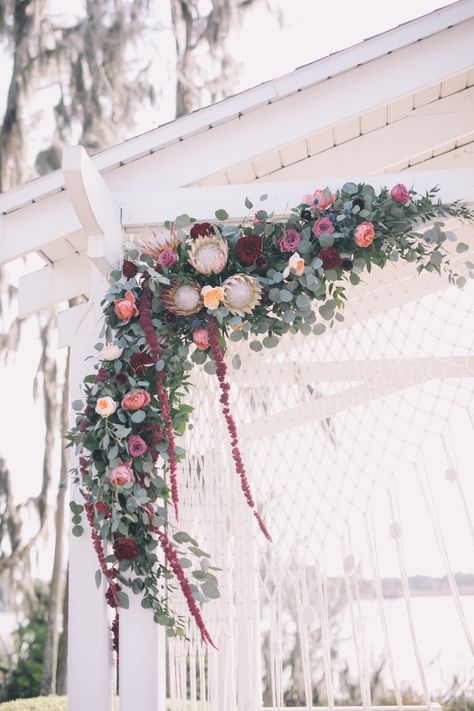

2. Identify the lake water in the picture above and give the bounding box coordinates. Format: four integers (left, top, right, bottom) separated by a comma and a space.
338, 595, 474, 694
1, 595, 473, 694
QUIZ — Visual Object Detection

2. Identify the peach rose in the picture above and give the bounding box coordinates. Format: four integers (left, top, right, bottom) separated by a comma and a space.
109, 460, 135, 487
95, 396, 117, 418
193, 328, 210, 350
114, 291, 138, 323
354, 221, 375, 248
201, 285, 225, 310
283, 251, 305, 278
121, 389, 151, 411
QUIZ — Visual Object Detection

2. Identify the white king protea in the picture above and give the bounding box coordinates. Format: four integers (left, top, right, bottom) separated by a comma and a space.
188, 235, 228, 276
222, 274, 261, 317
161, 282, 203, 316
139, 229, 180, 259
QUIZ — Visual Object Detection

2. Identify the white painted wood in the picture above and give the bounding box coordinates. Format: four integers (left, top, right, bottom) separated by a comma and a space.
307, 128, 334, 155
68, 298, 115, 711
229, 355, 474, 388
280, 139, 309, 166
41, 237, 77, 263
63, 146, 124, 274
387, 95, 414, 122
57, 302, 91, 348
333, 117, 361, 145
0, 193, 83, 265
404, 141, 474, 171
108, 24, 474, 193
121, 169, 474, 227
440, 71, 468, 96
360, 106, 387, 134
119, 592, 166, 711
258, 87, 474, 180
226, 161, 257, 184
253, 151, 283, 178
413, 83, 441, 107
18, 253, 89, 318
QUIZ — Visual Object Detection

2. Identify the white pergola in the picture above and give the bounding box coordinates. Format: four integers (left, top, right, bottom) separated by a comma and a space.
1, 1, 474, 709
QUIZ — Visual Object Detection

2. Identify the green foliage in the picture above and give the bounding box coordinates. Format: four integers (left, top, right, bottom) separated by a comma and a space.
3, 589, 48, 701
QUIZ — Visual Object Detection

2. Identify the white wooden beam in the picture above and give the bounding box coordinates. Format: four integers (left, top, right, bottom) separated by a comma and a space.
18, 253, 89, 318
62, 146, 124, 275
121, 169, 474, 228
230, 355, 474, 388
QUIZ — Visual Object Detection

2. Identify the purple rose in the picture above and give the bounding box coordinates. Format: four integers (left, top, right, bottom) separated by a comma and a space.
157, 249, 178, 268
390, 183, 410, 204
128, 435, 148, 458
312, 217, 335, 238
278, 228, 301, 253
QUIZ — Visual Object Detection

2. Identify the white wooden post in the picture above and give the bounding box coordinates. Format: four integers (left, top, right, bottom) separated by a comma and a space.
61, 145, 166, 711
65, 301, 115, 711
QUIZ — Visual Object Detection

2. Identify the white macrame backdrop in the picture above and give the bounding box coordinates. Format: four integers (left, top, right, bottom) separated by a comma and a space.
167, 237, 474, 711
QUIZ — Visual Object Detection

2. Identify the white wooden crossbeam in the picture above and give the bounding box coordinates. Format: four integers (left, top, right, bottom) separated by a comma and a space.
229, 355, 474, 388
120, 170, 474, 228
18, 252, 89, 318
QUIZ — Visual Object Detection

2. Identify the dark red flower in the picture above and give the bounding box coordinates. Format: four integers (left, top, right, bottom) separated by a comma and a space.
122, 260, 138, 279
114, 371, 128, 386
130, 352, 154, 373
235, 235, 263, 265
79, 419, 88, 432
319, 247, 342, 270
190, 222, 212, 239
113, 538, 140, 561
255, 256, 268, 269
95, 502, 111, 518
96, 367, 111, 383
341, 258, 353, 271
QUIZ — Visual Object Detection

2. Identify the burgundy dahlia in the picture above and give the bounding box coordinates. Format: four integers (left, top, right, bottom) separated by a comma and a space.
130, 352, 155, 373
319, 247, 342, 270
190, 222, 212, 239
235, 235, 263, 265
122, 260, 138, 279
113, 538, 140, 561
114, 372, 128, 386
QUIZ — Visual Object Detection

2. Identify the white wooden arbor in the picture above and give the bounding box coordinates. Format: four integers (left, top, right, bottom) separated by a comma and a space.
1, 1, 474, 708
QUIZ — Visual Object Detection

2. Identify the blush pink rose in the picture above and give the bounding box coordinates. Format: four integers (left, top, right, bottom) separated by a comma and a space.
354, 221, 375, 248
128, 435, 148, 457
157, 249, 178, 267
278, 228, 301, 253
312, 217, 335, 238
303, 189, 336, 211
193, 328, 210, 350
121, 389, 151, 411
390, 183, 410, 204
114, 291, 138, 323
109, 460, 135, 487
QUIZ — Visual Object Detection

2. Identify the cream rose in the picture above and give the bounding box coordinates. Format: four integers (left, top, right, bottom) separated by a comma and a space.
95, 396, 117, 418
102, 343, 123, 361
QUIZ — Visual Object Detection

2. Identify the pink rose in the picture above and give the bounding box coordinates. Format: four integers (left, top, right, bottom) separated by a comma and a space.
303, 189, 336, 211
157, 249, 178, 268
110, 460, 135, 487
128, 435, 148, 458
278, 228, 301, 253
122, 389, 151, 411
354, 221, 375, 248
114, 291, 138, 323
312, 217, 335, 238
193, 328, 209, 350
390, 183, 410, 204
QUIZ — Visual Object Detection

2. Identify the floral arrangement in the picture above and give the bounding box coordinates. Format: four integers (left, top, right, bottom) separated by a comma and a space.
67, 182, 472, 650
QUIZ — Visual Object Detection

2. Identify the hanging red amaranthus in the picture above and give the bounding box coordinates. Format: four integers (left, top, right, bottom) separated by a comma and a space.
206, 315, 272, 542
139, 285, 180, 519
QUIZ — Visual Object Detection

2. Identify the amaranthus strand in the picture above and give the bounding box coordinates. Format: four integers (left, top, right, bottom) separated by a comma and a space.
206, 315, 272, 542
138, 287, 179, 519
84, 499, 120, 654
149, 525, 216, 648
